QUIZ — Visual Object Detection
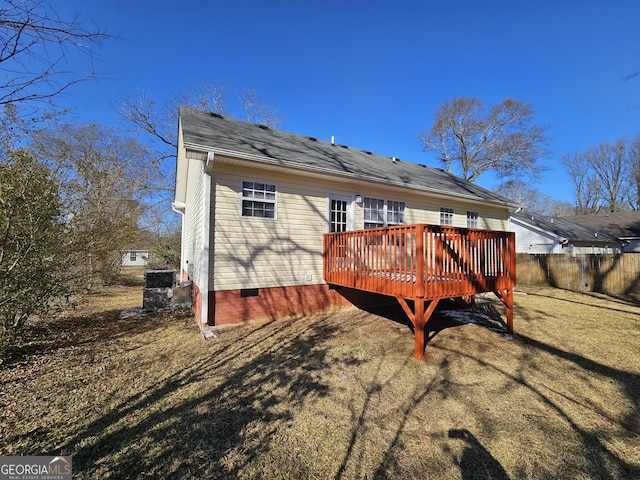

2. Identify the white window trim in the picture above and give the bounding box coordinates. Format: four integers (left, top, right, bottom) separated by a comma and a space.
240, 179, 278, 220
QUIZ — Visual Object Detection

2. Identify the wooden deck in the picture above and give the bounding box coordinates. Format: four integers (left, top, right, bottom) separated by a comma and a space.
323, 224, 516, 359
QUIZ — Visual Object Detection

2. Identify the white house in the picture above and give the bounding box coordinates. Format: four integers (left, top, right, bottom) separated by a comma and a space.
173, 106, 520, 326
509, 211, 621, 255
121, 250, 153, 267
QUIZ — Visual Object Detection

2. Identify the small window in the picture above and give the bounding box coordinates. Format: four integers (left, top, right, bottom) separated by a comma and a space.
467, 211, 479, 228
242, 181, 276, 219
440, 207, 454, 226
364, 197, 385, 229
130, 252, 137, 262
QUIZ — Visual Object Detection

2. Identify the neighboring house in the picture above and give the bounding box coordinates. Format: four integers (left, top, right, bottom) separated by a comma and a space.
173, 106, 519, 326
569, 211, 640, 253
509, 211, 621, 255
121, 249, 153, 267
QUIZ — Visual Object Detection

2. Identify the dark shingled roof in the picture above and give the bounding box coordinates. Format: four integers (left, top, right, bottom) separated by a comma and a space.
179, 106, 518, 208
568, 211, 640, 239
512, 211, 619, 243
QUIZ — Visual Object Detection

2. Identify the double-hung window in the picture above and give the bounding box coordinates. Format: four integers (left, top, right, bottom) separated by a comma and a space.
440, 207, 454, 226
387, 201, 405, 226
466, 211, 479, 228
364, 197, 385, 229
242, 181, 276, 219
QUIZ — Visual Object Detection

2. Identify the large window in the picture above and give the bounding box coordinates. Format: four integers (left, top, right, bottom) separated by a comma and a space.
467, 211, 479, 228
242, 181, 276, 219
440, 207, 454, 226
364, 197, 405, 228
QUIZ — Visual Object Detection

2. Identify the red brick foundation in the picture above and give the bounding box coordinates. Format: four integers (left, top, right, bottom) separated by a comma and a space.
208, 283, 389, 325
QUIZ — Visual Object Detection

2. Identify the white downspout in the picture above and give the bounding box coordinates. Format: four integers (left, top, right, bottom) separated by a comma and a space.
171, 201, 186, 281
200, 153, 214, 325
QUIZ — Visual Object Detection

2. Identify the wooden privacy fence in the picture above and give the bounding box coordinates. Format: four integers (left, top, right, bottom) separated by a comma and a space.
324, 224, 516, 359
517, 253, 640, 296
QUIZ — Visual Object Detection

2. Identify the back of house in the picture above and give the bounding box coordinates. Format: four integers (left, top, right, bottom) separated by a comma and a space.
173, 106, 518, 326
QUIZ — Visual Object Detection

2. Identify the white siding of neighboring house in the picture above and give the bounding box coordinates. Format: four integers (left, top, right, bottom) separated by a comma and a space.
121, 250, 151, 267
210, 160, 511, 292
510, 218, 561, 254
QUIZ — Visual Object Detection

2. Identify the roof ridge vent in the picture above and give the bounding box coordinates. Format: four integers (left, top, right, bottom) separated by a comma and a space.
339, 144, 349, 149
308, 136, 317, 141
362, 150, 372, 155
210, 112, 223, 118
257, 124, 269, 130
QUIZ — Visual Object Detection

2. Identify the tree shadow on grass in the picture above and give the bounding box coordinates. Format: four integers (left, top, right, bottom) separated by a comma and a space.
517, 333, 640, 437
47, 314, 367, 479
1, 306, 184, 368
436, 338, 640, 479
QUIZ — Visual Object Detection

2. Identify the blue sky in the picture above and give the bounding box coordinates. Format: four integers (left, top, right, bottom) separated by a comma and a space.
54, 0, 639, 205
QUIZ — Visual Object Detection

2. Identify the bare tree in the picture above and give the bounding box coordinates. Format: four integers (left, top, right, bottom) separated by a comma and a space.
0, 0, 111, 109
629, 134, 640, 210
561, 151, 601, 214
118, 80, 229, 159
419, 97, 549, 183
31, 123, 151, 285
238, 87, 282, 127
117, 82, 283, 230
493, 180, 571, 216
585, 139, 631, 213
562, 136, 640, 214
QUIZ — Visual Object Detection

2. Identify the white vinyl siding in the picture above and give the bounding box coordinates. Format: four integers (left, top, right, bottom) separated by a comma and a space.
212, 165, 331, 291
182, 159, 207, 286
510, 218, 560, 254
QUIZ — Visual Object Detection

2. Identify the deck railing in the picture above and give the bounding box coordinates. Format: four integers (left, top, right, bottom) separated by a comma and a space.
324, 224, 516, 301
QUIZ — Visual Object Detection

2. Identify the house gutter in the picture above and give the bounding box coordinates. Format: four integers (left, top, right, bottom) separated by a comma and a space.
183, 142, 519, 210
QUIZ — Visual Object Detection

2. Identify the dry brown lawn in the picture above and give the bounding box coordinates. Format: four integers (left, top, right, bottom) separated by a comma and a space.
1, 285, 638, 479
